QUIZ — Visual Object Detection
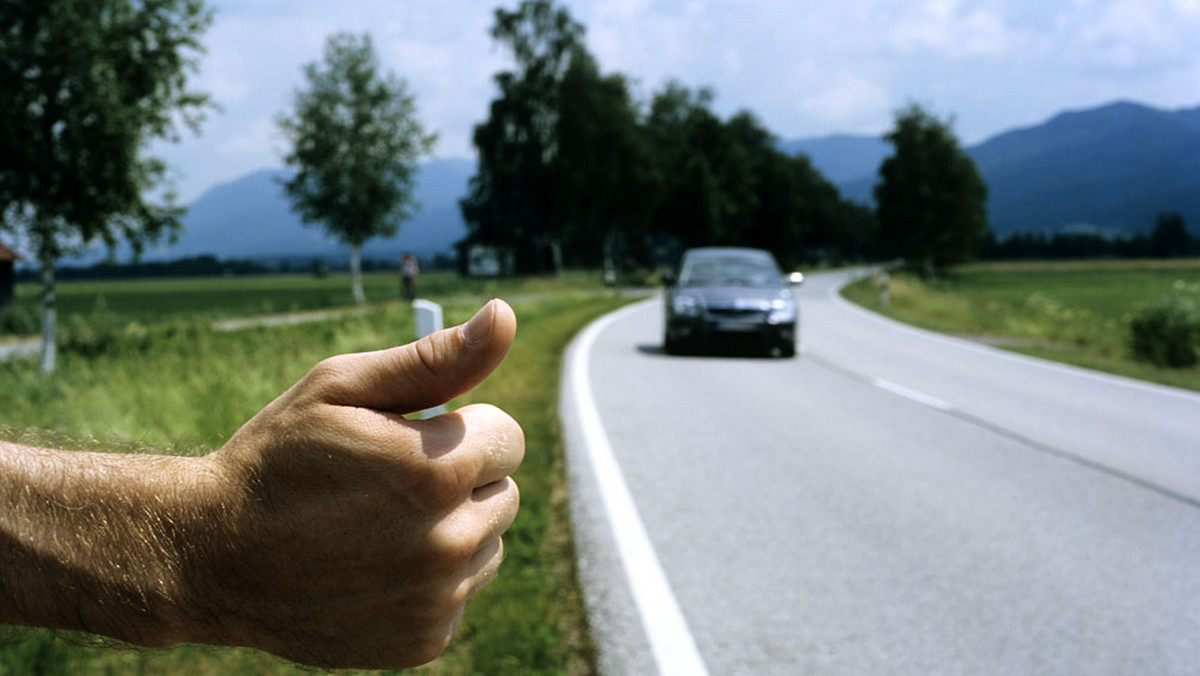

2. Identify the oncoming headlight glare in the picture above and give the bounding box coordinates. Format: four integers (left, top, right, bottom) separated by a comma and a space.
673, 294, 702, 317
768, 298, 796, 324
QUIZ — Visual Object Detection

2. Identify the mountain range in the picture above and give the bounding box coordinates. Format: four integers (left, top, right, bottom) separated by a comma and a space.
148, 158, 474, 263
799, 101, 1200, 237
148, 99, 1200, 263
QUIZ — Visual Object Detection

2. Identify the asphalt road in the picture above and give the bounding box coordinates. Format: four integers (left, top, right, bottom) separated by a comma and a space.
562, 269, 1200, 676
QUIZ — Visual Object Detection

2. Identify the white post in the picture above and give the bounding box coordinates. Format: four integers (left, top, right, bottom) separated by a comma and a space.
413, 299, 446, 419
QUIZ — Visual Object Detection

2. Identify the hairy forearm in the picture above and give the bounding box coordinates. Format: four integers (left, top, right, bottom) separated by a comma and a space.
0, 442, 224, 647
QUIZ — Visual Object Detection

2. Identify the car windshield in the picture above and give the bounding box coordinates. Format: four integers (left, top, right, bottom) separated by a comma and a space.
679, 256, 780, 287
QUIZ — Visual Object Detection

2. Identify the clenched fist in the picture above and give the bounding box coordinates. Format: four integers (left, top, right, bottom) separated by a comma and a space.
0, 300, 523, 669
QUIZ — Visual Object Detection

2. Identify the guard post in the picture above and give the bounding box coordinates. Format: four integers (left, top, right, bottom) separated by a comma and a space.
412, 299, 446, 420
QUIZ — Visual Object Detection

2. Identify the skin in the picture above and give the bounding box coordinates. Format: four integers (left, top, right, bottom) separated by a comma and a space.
0, 299, 523, 669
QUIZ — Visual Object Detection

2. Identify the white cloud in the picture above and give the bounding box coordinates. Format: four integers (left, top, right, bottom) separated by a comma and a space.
215, 118, 279, 162
151, 0, 1200, 203
796, 75, 892, 134
1069, 0, 1192, 74
890, 0, 1013, 57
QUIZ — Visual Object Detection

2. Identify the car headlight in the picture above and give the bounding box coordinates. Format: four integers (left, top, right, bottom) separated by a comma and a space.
768, 298, 796, 324
672, 294, 702, 317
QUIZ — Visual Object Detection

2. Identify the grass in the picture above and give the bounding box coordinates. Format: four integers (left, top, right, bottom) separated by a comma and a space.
0, 273, 639, 675
1, 270, 611, 335
841, 259, 1200, 392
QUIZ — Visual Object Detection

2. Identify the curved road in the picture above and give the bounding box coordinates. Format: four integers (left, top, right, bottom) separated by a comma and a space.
562, 270, 1200, 676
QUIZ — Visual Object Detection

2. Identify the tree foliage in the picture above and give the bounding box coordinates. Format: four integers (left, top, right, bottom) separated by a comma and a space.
462, 0, 874, 274
875, 104, 988, 276
278, 32, 436, 304
1149, 212, 1194, 258
461, 0, 587, 273
0, 0, 213, 372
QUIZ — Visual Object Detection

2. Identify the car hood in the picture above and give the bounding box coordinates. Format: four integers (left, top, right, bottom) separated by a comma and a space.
677, 285, 791, 308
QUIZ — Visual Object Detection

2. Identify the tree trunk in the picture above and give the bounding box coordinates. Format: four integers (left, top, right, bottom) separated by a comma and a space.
550, 239, 563, 279
39, 250, 56, 375
349, 244, 365, 305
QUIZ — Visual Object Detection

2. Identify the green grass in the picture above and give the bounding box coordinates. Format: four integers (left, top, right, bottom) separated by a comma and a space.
0, 273, 637, 674
1, 270, 611, 335
841, 259, 1200, 391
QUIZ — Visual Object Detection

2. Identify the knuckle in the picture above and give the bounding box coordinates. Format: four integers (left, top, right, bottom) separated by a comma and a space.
463, 404, 526, 462
302, 354, 356, 399
428, 526, 480, 570
412, 332, 448, 380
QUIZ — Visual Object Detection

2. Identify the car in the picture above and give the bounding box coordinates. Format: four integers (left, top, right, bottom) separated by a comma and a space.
662, 247, 803, 357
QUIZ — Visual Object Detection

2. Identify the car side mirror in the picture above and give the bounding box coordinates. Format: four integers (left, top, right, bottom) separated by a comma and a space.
661, 273, 677, 287
787, 272, 804, 286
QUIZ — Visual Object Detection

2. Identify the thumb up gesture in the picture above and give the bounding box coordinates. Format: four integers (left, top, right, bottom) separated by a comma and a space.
198, 299, 523, 668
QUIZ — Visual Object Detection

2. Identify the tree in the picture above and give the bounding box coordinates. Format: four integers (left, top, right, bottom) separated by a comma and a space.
555, 49, 655, 268
1149, 212, 1193, 258
875, 104, 988, 277
0, 0, 213, 373
278, 32, 436, 304
461, 0, 587, 274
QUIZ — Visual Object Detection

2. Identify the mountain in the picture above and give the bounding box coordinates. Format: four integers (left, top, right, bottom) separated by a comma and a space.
790, 101, 1200, 237
150, 158, 475, 262
969, 101, 1200, 236
776, 135, 889, 185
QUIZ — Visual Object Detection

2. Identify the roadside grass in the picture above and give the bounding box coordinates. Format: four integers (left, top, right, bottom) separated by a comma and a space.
0, 276, 637, 675
841, 259, 1200, 392
1, 270, 609, 336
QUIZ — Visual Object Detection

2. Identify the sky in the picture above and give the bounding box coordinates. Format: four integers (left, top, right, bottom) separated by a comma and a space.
152, 0, 1200, 204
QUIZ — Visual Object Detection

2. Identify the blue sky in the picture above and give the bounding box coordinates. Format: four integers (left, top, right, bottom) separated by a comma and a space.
152, 0, 1200, 204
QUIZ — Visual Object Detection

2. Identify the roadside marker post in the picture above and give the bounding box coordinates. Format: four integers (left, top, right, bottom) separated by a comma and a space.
412, 299, 446, 420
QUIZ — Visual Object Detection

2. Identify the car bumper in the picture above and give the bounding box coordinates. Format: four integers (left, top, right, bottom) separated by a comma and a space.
666, 316, 796, 346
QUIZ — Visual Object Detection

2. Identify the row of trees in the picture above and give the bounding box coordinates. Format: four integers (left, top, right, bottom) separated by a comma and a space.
983, 212, 1196, 260
460, 0, 877, 273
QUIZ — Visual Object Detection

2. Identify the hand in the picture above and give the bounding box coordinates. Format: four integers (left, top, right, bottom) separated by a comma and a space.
0, 299, 523, 671
189, 299, 523, 668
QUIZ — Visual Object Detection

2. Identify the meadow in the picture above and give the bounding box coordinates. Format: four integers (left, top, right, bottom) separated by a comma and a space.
0, 270, 636, 675
841, 259, 1200, 392
1, 270, 611, 333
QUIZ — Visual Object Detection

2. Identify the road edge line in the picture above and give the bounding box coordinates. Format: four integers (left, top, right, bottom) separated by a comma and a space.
565, 299, 710, 676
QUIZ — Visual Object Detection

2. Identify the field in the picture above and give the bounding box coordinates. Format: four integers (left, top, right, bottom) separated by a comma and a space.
1, 270, 612, 334
0, 270, 637, 675
841, 259, 1200, 392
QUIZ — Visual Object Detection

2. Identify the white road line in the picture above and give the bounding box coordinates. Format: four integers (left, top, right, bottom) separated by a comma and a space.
872, 378, 955, 412
569, 300, 710, 676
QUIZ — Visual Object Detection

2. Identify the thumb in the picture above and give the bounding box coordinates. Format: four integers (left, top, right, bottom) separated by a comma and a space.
319, 299, 517, 414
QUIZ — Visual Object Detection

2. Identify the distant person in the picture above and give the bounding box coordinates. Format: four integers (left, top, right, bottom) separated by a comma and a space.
0, 300, 523, 671
400, 252, 420, 302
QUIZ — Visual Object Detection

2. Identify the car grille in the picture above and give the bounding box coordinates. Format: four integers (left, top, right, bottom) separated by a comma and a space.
706, 307, 764, 319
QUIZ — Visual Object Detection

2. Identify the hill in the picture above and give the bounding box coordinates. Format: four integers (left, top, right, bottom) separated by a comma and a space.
151, 158, 474, 262
794, 101, 1200, 237
776, 135, 889, 185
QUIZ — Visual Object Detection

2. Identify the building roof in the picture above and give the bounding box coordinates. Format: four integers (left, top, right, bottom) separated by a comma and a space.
0, 242, 19, 262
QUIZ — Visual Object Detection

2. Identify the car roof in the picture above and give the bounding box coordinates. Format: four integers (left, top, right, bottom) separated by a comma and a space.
681, 247, 776, 262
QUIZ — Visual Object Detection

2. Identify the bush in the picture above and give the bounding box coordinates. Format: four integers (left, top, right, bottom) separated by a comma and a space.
1129, 295, 1200, 368
0, 302, 39, 335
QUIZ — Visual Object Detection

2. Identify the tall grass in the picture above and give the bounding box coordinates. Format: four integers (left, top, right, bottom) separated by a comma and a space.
842, 260, 1200, 391
0, 282, 634, 674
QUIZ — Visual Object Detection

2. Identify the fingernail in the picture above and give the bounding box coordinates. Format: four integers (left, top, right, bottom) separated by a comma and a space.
461, 300, 496, 346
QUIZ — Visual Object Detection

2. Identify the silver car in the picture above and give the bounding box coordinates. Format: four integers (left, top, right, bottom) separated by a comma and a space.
662, 247, 803, 358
